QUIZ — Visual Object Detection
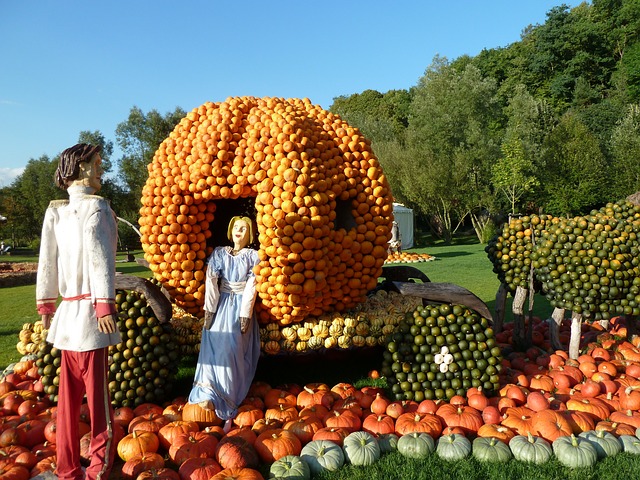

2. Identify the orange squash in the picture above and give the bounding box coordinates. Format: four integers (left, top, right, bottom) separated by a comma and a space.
139, 96, 394, 325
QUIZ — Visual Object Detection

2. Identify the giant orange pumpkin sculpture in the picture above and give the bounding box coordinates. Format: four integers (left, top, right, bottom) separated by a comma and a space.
139, 96, 394, 325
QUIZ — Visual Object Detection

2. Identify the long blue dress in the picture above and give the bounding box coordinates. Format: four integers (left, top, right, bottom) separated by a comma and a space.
188, 246, 260, 420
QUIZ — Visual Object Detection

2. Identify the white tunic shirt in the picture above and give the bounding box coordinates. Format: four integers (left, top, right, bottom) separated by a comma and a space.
36, 185, 122, 351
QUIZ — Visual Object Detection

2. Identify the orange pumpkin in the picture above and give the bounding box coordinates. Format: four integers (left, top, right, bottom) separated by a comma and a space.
117, 431, 160, 462
210, 468, 264, 480
501, 406, 535, 436
531, 409, 572, 442
121, 453, 165, 480
322, 409, 361, 432
128, 413, 170, 435
311, 427, 350, 447
181, 403, 223, 428
214, 436, 259, 470
476, 424, 515, 443
361, 414, 396, 436
435, 404, 483, 435
283, 416, 323, 445
177, 457, 222, 480
394, 412, 442, 437
157, 421, 199, 450
139, 97, 394, 325
233, 405, 264, 429
254, 428, 301, 464
135, 468, 181, 480
169, 431, 220, 465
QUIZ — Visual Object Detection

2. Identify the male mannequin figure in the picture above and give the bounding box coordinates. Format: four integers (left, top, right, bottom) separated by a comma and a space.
36, 143, 121, 480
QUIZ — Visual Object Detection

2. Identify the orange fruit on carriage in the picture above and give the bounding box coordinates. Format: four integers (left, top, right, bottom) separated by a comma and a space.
139, 96, 394, 325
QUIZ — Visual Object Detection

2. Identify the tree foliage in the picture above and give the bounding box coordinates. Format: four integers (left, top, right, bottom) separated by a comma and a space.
610, 103, 640, 196
115, 106, 186, 198
405, 57, 501, 243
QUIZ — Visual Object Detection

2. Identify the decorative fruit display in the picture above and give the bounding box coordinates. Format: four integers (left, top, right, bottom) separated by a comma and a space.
16, 321, 47, 356
381, 303, 502, 401
108, 290, 180, 408
34, 343, 61, 402
259, 290, 422, 354
33, 289, 181, 407
138, 96, 395, 325
169, 305, 204, 356
485, 214, 553, 294
533, 201, 640, 320
384, 252, 435, 264
486, 198, 640, 320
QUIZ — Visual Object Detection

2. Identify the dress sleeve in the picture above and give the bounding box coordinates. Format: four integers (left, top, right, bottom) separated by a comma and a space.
86, 202, 118, 318
36, 207, 59, 315
204, 249, 221, 314
239, 250, 259, 318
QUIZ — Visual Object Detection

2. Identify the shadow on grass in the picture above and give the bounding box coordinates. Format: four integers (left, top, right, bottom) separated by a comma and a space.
429, 251, 473, 258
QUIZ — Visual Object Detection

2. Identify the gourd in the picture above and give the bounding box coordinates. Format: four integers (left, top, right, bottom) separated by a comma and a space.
299, 440, 345, 475
578, 430, 622, 459
396, 432, 434, 459
268, 455, 310, 480
472, 437, 512, 463
619, 435, 640, 455
552, 434, 597, 468
377, 433, 399, 454
435, 434, 471, 461
508, 433, 552, 464
342, 431, 380, 466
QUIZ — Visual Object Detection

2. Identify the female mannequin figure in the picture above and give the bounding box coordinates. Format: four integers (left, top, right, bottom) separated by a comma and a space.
188, 216, 260, 431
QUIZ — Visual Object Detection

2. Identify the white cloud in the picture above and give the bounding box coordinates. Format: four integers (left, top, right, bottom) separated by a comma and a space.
0, 167, 25, 187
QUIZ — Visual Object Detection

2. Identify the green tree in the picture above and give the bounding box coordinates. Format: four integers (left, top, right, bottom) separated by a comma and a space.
610, 103, 640, 197
492, 85, 552, 214
493, 133, 539, 215
331, 89, 412, 143
538, 111, 608, 216
10, 155, 61, 242
405, 57, 502, 243
115, 106, 186, 198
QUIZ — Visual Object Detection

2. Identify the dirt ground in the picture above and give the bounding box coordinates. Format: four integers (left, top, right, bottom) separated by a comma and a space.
0, 262, 38, 287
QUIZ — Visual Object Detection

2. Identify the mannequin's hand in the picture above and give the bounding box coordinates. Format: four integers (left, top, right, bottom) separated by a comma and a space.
204, 311, 214, 330
97, 314, 117, 334
240, 317, 250, 334
41, 314, 51, 330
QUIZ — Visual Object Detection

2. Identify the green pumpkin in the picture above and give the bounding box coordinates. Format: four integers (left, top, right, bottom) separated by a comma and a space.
300, 440, 345, 475
472, 437, 512, 463
619, 435, 640, 455
509, 434, 552, 464
436, 434, 471, 461
552, 434, 597, 468
377, 433, 399, 454
342, 431, 381, 466
578, 430, 622, 459
269, 454, 310, 480
397, 432, 435, 459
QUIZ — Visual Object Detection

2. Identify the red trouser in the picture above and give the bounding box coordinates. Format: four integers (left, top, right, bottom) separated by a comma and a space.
57, 348, 115, 480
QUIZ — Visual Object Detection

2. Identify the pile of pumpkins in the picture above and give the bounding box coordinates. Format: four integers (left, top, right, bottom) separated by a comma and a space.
384, 251, 436, 264
29, 289, 181, 408
486, 197, 640, 321
2, 315, 640, 479
139, 96, 395, 327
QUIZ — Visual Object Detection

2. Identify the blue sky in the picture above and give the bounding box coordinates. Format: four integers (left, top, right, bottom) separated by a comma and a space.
0, 0, 585, 187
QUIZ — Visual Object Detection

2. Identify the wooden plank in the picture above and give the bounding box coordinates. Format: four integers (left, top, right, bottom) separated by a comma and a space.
114, 273, 173, 324
393, 281, 493, 322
